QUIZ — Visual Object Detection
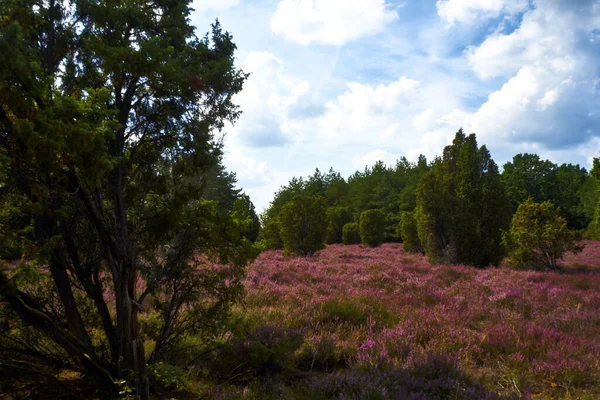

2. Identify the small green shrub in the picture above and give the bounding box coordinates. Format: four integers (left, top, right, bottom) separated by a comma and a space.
359, 209, 386, 247
398, 211, 422, 253
325, 206, 352, 244
342, 222, 361, 244
502, 198, 584, 270
279, 195, 327, 256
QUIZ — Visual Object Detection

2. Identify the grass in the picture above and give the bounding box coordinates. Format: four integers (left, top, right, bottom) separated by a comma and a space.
191, 242, 600, 399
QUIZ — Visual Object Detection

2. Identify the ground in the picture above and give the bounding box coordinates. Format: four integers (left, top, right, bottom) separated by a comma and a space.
200, 242, 600, 399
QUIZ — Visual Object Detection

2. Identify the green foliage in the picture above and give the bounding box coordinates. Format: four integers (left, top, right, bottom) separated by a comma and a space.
278, 195, 327, 256
585, 158, 600, 239
325, 206, 352, 244
260, 158, 430, 250
502, 198, 584, 270
359, 209, 386, 248
342, 222, 361, 245
232, 194, 260, 242
259, 217, 283, 250
0, 0, 251, 396
502, 154, 590, 230
416, 130, 511, 267
398, 211, 421, 253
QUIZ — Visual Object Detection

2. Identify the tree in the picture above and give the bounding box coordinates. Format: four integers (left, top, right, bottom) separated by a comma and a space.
359, 209, 386, 247
232, 194, 260, 242
398, 211, 421, 253
325, 206, 352, 244
0, 1, 250, 398
416, 130, 511, 266
342, 222, 361, 245
278, 195, 327, 256
501, 153, 557, 212
502, 154, 590, 230
502, 198, 584, 270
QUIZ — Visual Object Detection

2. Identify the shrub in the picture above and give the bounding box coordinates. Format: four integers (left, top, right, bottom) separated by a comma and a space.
325, 206, 352, 244
342, 222, 361, 245
502, 198, 584, 270
279, 195, 327, 256
398, 211, 421, 253
359, 209, 386, 247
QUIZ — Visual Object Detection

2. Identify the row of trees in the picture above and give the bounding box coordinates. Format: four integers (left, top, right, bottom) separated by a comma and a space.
262, 130, 591, 269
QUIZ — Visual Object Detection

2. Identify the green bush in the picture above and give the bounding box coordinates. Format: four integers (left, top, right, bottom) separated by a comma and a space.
342, 222, 361, 245
359, 209, 386, 247
398, 211, 422, 253
279, 195, 327, 256
260, 217, 283, 250
325, 206, 352, 244
502, 198, 584, 270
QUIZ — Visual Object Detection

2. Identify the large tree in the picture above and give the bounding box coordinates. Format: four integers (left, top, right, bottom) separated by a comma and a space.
0, 1, 250, 398
416, 130, 511, 267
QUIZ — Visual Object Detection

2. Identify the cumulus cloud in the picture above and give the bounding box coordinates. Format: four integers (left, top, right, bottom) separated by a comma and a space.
453, 1, 600, 149
317, 77, 420, 142
231, 52, 309, 148
270, 0, 399, 46
436, 0, 529, 24
192, 0, 240, 13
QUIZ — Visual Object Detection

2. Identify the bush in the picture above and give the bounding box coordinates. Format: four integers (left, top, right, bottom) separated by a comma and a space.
279, 195, 327, 256
260, 217, 283, 250
398, 211, 422, 253
342, 222, 361, 245
502, 198, 584, 270
359, 209, 386, 247
325, 206, 352, 244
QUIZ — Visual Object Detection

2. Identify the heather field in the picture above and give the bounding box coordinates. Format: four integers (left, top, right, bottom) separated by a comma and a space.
201, 242, 600, 400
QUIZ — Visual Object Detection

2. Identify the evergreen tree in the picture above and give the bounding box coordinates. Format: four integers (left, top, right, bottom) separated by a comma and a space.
232, 194, 261, 242
0, 1, 250, 397
342, 222, 361, 245
325, 206, 353, 244
359, 209, 386, 248
398, 211, 421, 253
416, 130, 510, 266
279, 195, 327, 256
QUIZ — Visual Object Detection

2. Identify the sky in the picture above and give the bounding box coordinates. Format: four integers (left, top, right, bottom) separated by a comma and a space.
191, 0, 600, 212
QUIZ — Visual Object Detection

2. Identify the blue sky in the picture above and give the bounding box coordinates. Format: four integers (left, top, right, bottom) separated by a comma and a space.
191, 0, 600, 211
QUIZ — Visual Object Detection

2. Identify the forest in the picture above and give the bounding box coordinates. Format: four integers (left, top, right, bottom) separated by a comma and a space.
0, 1, 599, 399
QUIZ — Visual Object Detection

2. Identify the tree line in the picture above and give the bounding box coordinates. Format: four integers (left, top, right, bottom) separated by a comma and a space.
260, 130, 596, 268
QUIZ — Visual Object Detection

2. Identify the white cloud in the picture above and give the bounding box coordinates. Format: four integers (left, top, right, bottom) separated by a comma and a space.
270, 0, 399, 46
455, 1, 600, 148
192, 0, 240, 13
231, 52, 309, 147
437, 0, 529, 24
317, 77, 420, 142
